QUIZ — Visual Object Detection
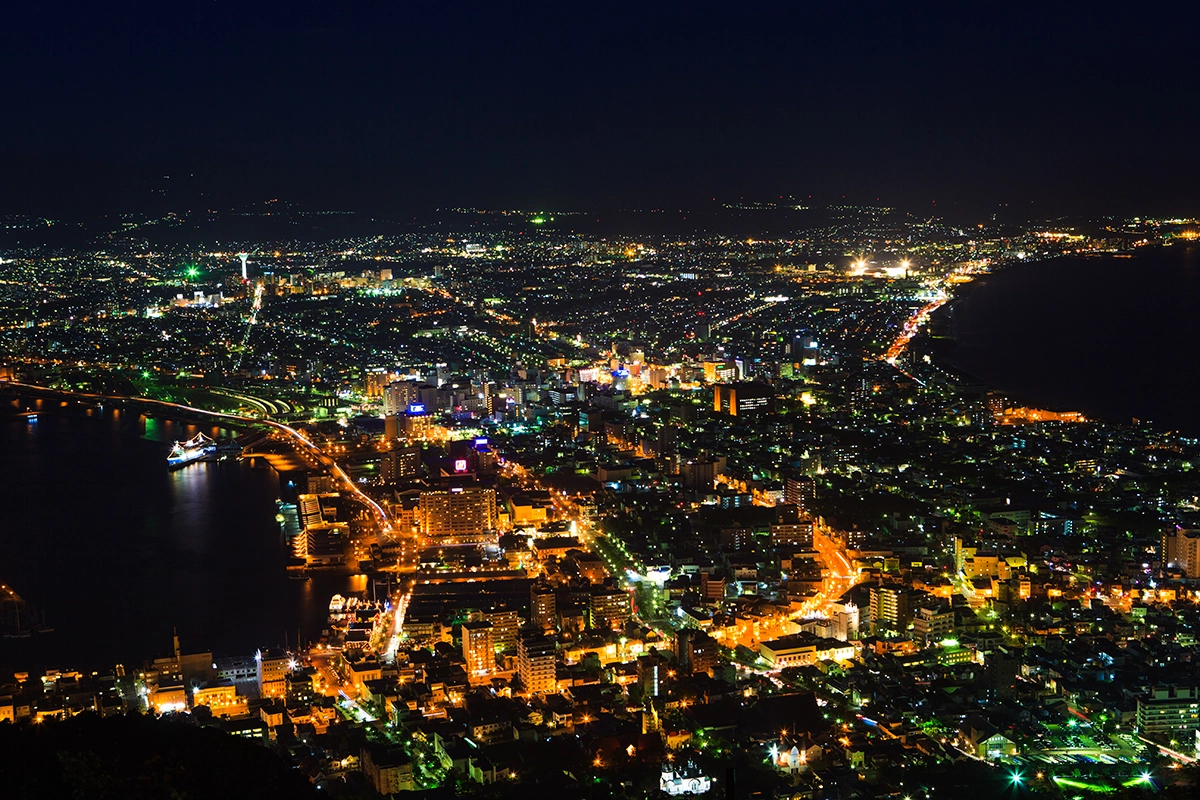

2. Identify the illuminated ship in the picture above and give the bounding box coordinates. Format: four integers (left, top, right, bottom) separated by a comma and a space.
167, 432, 217, 469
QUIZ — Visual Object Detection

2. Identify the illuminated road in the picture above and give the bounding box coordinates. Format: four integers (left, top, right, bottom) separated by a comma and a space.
208, 387, 294, 418
882, 293, 949, 365
269, 419, 396, 540
231, 282, 265, 373
309, 650, 345, 698
384, 589, 411, 664
755, 520, 862, 625
813, 522, 856, 598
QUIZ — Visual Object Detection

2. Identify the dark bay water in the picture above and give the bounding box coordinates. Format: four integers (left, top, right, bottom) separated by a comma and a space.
0, 409, 361, 674
943, 245, 1200, 436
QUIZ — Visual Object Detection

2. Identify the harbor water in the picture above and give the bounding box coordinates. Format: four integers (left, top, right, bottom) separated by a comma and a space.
942, 245, 1200, 436
0, 408, 361, 674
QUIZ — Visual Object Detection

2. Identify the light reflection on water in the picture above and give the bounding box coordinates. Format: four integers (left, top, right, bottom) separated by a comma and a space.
0, 409, 361, 673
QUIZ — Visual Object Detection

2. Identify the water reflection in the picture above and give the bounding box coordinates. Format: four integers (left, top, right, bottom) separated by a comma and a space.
0, 409, 351, 672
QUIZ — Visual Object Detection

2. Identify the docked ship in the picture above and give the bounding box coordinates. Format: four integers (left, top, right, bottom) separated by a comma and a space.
167, 432, 217, 469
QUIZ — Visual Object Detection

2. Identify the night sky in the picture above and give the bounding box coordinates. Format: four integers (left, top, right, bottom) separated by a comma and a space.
3, 2, 1198, 218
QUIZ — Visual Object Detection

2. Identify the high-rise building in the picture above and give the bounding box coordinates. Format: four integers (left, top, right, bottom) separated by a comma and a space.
675, 629, 719, 676
418, 487, 498, 544
1163, 529, 1200, 576
361, 745, 415, 794
679, 459, 718, 492
720, 527, 753, 551
983, 646, 1021, 701
869, 586, 913, 634
293, 522, 348, 566
589, 586, 631, 631
830, 601, 860, 641
912, 604, 955, 647
985, 391, 1007, 421
518, 634, 557, 695
486, 607, 521, 653
461, 620, 495, 680
789, 331, 819, 359
714, 382, 774, 416
638, 650, 670, 697
770, 522, 814, 548
784, 476, 814, 515
702, 360, 733, 384
298, 493, 325, 528
403, 408, 435, 439
382, 447, 421, 482
699, 571, 725, 603
364, 369, 389, 400
1137, 686, 1200, 736
255, 648, 290, 699
384, 380, 420, 415
530, 581, 557, 634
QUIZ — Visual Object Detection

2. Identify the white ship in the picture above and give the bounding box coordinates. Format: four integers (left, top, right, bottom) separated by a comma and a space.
167, 432, 217, 469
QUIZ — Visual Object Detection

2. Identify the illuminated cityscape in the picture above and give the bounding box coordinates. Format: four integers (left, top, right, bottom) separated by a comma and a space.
3, 4, 1200, 800
3, 202, 1200, 798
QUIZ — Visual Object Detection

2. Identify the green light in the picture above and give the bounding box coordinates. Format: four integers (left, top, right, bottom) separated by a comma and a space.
141, 371, 151, 379
1010, 771, 1023, 784
185, 266, 199, 278
530, 216, 546, 224
1053, 776, 1116, 793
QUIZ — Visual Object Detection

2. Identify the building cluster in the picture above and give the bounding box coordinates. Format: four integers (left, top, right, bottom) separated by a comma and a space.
5, 206, 1200, 796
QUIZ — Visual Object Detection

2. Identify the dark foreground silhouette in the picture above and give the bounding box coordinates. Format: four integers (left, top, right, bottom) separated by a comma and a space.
0, 712, 317, 800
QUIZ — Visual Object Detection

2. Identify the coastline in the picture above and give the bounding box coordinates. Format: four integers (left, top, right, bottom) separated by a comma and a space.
919, 246, 1200, 435
0, 402, 322, 675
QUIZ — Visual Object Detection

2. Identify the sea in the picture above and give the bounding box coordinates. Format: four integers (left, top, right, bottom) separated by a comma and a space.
941, 244, 1200, 437
0, 408, 363, 674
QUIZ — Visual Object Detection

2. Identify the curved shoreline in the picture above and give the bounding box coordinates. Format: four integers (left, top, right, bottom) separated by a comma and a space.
923, 246, 1200, 435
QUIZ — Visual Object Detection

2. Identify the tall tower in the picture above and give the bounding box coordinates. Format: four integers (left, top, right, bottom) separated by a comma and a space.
237, 252, 250, 281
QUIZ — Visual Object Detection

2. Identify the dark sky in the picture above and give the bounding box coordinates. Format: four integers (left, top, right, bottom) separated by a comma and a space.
3, 2, 1198, 218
